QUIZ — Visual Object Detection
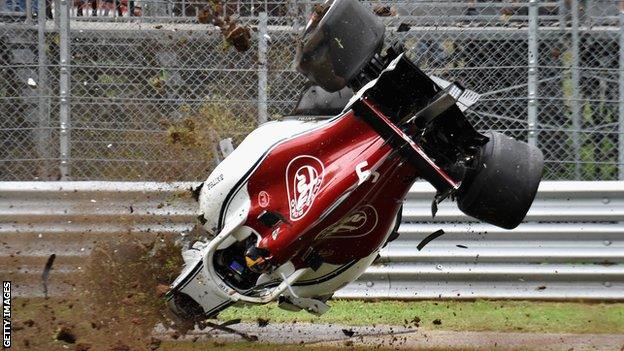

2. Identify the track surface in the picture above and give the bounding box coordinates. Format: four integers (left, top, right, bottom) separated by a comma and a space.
157, 323, 413, 344
159, 322, 624, 350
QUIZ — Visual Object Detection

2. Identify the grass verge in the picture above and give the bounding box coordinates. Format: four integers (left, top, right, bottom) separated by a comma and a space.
159, 341, 468, 351
11, 298, 624, 350
219, 299, 624, 334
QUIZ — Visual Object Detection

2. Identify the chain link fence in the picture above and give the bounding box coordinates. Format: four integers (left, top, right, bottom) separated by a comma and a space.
1, 0, 623, 181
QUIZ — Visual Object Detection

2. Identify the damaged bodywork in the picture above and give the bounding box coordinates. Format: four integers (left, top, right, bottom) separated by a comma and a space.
167, 0, 544, 321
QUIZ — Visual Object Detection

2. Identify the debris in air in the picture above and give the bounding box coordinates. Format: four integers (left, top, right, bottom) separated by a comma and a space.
397, 23, 411, 32
42, 253, 56, 298
373, 4, 393, 16
342, 328, 355, 337
218, 318, 241, 327
202, 320, 258, 342
417, 230, 445, 251
197, 1, 251, 52
191, 182, 204, 202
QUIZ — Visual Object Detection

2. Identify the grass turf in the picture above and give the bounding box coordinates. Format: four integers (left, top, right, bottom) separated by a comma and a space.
11, 298, 624, 350
219, 299, 624, 334
159, 341, 473, 351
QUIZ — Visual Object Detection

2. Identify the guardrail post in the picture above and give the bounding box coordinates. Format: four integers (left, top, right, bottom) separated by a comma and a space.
619, 1, 624, 180
571, 0, 582, 180
59, 0, 71, 179
37, 0, 51, 178
527, 0, 539, 147
257, 11, 268, 125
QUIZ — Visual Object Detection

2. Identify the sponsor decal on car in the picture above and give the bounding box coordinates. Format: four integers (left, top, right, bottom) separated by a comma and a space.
286, 155, 325, 221
316, 205, 379, 239
271, 227, 280, 240
205, 174, 224, 191
258, 191, 270, 208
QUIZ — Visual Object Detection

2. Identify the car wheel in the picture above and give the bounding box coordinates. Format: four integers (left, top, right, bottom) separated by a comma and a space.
457, 131, 544, 229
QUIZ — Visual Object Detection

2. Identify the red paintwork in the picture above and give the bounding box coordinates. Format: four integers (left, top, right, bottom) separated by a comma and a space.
361, 98, 458, 189
245, 110, 419, 266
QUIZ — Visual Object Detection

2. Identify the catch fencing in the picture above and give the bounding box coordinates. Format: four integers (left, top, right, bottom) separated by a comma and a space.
1, 181, 622, 299
1, 1, 624, 181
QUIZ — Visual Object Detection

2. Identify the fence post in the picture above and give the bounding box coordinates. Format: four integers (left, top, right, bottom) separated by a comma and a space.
59, 0, 71, 179
37, 0, 51, 178
571, 0, 581, 180
288, 0, 299, 31
619, 1, 624, 180
25, 0, 32, 23
304, 1, 310, 20
257, 12, 268, 125
54, 0, 60, 29
527, 0, 539, 147
558, 0, 566, 29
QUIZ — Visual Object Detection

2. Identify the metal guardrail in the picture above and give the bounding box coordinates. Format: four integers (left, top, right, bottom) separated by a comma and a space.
1, 181, 623, 300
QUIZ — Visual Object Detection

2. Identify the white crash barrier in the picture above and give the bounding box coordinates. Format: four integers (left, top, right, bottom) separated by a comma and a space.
0, 181, 622, 299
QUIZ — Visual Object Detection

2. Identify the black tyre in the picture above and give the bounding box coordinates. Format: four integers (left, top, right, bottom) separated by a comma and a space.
295, 0, 384, 92
457, 132, 544, 229
291, 85, 353, 117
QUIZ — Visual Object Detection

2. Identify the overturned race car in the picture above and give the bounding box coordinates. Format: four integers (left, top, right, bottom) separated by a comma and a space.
167, 0, 544, 322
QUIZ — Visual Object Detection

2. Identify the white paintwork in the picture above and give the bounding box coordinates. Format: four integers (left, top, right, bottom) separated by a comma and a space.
429, 75, 481, 111
197, 120, 324, 235
286, 213, 397, 300
173, 251, 231, 317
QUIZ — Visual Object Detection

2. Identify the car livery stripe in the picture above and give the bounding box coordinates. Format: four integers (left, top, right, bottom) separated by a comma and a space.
173, 260, 203, 292
204, 300, 235, 318
247, 259, 358, 293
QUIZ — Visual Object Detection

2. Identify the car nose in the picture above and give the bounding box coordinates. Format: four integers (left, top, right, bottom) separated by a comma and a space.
166, 291, 206, 322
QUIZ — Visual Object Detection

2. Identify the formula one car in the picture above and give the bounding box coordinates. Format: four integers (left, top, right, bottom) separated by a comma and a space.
167, 0, 544, 321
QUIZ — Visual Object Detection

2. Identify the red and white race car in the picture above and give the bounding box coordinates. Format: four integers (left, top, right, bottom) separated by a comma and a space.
167, 0, 544, 321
